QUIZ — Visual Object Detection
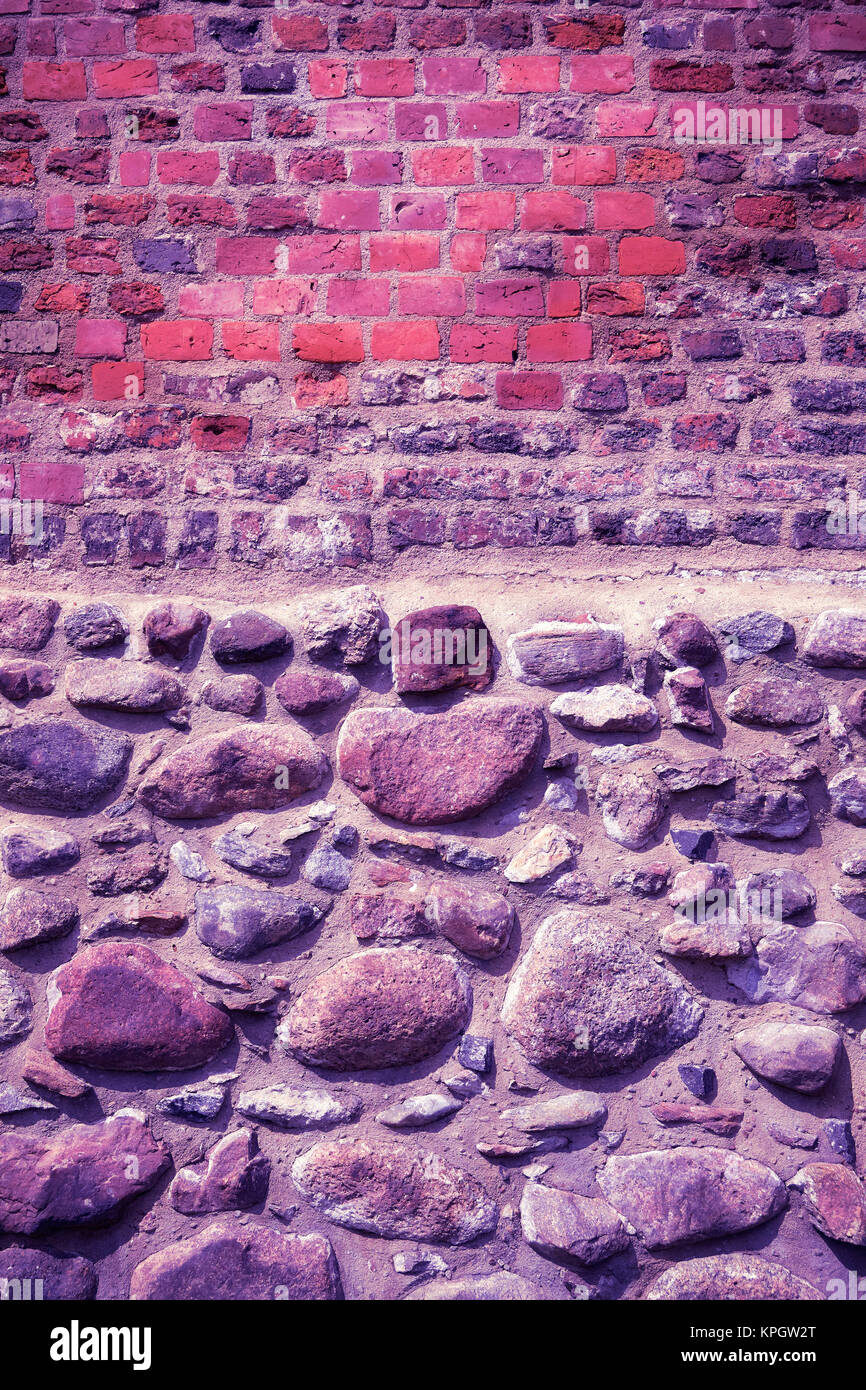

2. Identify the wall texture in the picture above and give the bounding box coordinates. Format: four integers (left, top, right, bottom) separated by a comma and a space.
2, 0, 866, 1307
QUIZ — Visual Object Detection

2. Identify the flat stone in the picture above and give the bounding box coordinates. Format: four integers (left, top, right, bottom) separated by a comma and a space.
237, 1083, 361, 1131
169, 1129, 270, 1215
670, 826, 715, 860
194, 884, 321, 960
404, 1272, 570, 1300
710, 789, 810, 839
660, 916, 751, 960
21, 1048, 91, 1099
611, 862, 671, 896
649, 1102, 743, 1137
0, 720, 132, 811
144, 601, 210, 659
292, 1137, 498, 1244
738, 867, 816, 919
138, 723, 327, 818
281, 947, 472, 1070
0, 1083, 53, 1115
595, 766, 669, 849
506, 618, 623, 686
0, 887, 78, 950
504, 823, 577, 883
0, 825, 79, 877
200, 674, 263, 715
300, 585, 385, 665
210, 609, 291, 664
337, 700, 543, 825
825, 1119, 856, 1164
552, 870, 610, 904
86, 844, 167, 896
350, 878, 513, 959
0, 1110, 169, 1233
803, 608, 866, 667
733, 1013, 841, 1092
727, 921, 866, 1014
170, 840, 212, 882
790, 1163, 866, 1245
726, 676, 824, 728
64, 603, 128, 651
741, 740, 818, 784
544, 776, 580, 810
213, 831, 293, 878
832, 882, 866, 914
664, 666, 713, 732
598, 1146, 786, 1248
376, 1093, 462, 1128
0, 597, 59, 652
0, 659, 54, 701
501, 911, 703, 1078
520, 1183, 629, 1265
457, 1034, 493, 1073
647, 1253, 820, 1300
718, 611, 794, 661
655, 612, 719, 668
0, 1246, 97, 1300
678, 1064, 714, 1099
45, 941, 233, 1070
654, 756, 734, 793
391, 604, 493, 694
668, 860, 734, 912
501, 1092, 607, 1132
0, 964, 32, 1044
130, 1221, 341, 1300
275, 669, 358, 714
156, 1078, 229, 1122
828, 766, 866, 825
552, 684, 658, 733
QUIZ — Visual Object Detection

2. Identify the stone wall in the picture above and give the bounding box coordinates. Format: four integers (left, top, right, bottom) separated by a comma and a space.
1, 0, 866, 1306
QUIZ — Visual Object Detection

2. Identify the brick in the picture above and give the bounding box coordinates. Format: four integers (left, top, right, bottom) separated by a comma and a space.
547, 281, 582, 317
390, 193, 447, 231
571, 55, 634, 93
191, 415, 250, 451
450, 323, 517, 363
422, 55, 485, 95
481, 148, 543, 184
118, 149, 151, 187
496, 371, 563, 410
65, 18, 124, 55
398, 276, 465, 316
293, 323, 364, 363
552, 145, 616, 185
395, 102, 448, 141
272, 14, 329, 53
157, 151, 221, 186
223, 323, 280, 362
337, 12, 395, 53
410, 14, 466, 49
562, 236, 610, 274
371, 321, 440, 361
215, 236, 278, 274
178, 283, 244, 317
356, 58, 414, 96
412, 147, 474, 185
456, 190, 515, 230
93, 60, 158, 98
543, 15, 624, 51
194, 104, 252, 141
136, 15, 195, 53
22, 61, 85, 98
326, 103, 388, 142
595, 189, 656, 231
253, 279, 317, 316
521, 191, 587, 232
284, 234, 361, 273
450, 232, 485, 272
476, 278, 544, 317
351, 150, 402, 186
92, 361, 144, 401
618, 236, 686, 275
455, 101, 519, 138
498, 55, 560, 93
309, 59, 347, 99
596, 103, 657, 137
140, 320, 213, 361
810, 15, 866, 52
326, 278, 389, 316
318, 189, 380, 231
75, 318, 126, 357
371, 232, 439, 271
526, 323, 592, 363
19, 461, 84, 504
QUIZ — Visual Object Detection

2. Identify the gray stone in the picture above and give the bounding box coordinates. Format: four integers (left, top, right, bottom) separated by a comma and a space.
194, 885, 322, 960
595, 766, 669, 849
0, 964, 32, 1044
300, 585, 385, 664
0, 887, 78, 950
520, 1183, 629, 1265
237, 1083, 361, 1131
0, 720, 131, 812
647, 1253, 820, 1300
803, 608, 866, 667
710, 790, 810, 839
506, 619, 623, 685
376, 1093, 462, 1128
213, 830, 293, 878
551, 684, 658, 733
64, 603, 128, 651
728, 921, 866, 1014
733, 1014, 841, 1093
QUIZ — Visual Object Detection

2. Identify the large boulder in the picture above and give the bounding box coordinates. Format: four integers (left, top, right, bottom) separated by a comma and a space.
130, 1221, 341, 1300
281, 947, 471, 1070
501, 911, 703, 1077
45, 941, 233, 1070
138, 724, 327, 819
337, 700, 543, 824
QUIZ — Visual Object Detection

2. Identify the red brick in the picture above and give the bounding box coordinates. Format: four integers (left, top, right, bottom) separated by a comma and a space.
93, 59, 158, 98
456, 190, 515, 230
168, 194, 236, 229
20, 461, 84, 504
194, 104, 252, 141
562, 236, 611, 274
450, 323, 517, 363
215, 236, 278, 274
27, 20, 56, 57
293, 322, 364, 362
223, 322, 280, 362
571, 54, 634, 94
118, 149, 151, 187
618, 236, 686, 275
318, 189, 380, 231
45, 194, 75, 230
624, 148, 685, 181
455, 100, 519, 138
595, 189, 656, 231
734, 195, 797, 229
371, 320, 440, 360
422, 54, 485, 95
252, 279, 317, 316
476, 278, 544, 317
410, 13, 466, 49
337, 12, 396, 53
370, 232, 439, 271
412, 146, 474, 185
356, 58, 414, 96
596, 103, 657, 138
21, 60, 85, 98
92, 361, 144, 401
450, 232, 485, 272
586, 282, 646, 316
327, 278, 389, 316
810, 15, 866, 52
351, 150, 402, 185
65, 18, 124, 55
140, 320, 214, 361
481, 148, 543, 184
498, 55, 559, 92
552, 145, 616, 185
75, 318, 126, 357
272, 14, 329, 52
521, 190, 587, 232
171, 61, 225, 94
326, 103, 388, 142
496, 371, 563, 410
390, 193, 447, 230
395, 102, 448, 141
292, 375, 349, 410
309, 59, 347, 99
398, 276, 466, 315
284, 234, 361, 273
157, 150, 220, 186
526, 323, 592, 362
136, 14, 194, 53
191, 415, 250, 452
547, 281, 582, 317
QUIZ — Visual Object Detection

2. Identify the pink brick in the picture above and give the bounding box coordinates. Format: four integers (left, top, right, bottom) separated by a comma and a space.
618, 235, 686, 275
45, 195, 76, 231
178, 283, 245, 317
456, 190, 515, 230
318, 189, 380, 231
561, 236, 611, 274
194, 104, 253, 142
422, 54, 486, 96
326, 102, 389, 141
498, 55, 560, 93
92, 361, 144, 401
595, 189, 656, 231
390, 193, 447, 230
327, 278, 390, 316
371, 320, 440, 361
285, 235, 361, 273
526, 322, 592, 362
252, 279, 318, 316
350, 150, 402, 185
136, 14, 195, 53
119, 149, 151, 187
398, 276, 466, 316
370, 232, 439, 271
21, 61, 86, 99
355, 58, 415, 96
450, 232, 485, 272
65, 18, 124, 55
223, 322, 280, 362
596, 103, 657, 137
75, 318, 126, 357
92, 59, 158, 98
570, 55, 634, 94
548, 281, 582, 317
309, 59, 347, 99
412, 146, 474, 185
521, 191, 587, 232
20, 461, 84, 504
395, 103, 448, 141
456, 101, 519, 138
293, 322, 364, 363
450, 323, 517, 363
481, 148, 544, 184
157, 151, 221, 186
216, 238, 279, 274
552, 146, 617, 185
496, 371, 563, 411
141, 320, 214, 361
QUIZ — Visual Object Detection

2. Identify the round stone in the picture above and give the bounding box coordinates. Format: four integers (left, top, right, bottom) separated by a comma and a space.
0, 720, 132, 812
64, 602, 128, 651
210, 610, 291, 664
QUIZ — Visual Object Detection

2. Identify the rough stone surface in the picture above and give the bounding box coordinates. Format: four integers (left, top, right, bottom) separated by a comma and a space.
291, 1138, 498, 1244
647, 1253, 820, 1300
0, 598, 59, 653
507, 619, 623, 685
520, 1183, 629, 1265
144, 602, 209, 660
595, 767, 669, 849
733, 1015, 842, 1094
194, 884, 322, 960
0, 887, 78, 950
501, 911, 703, 1077
0, 964, 32, 1044
130, 1221, 342, 1300
790, 1163, 866, 1245
0, 826, 79, 877
0, 1246, 98, 1300
169, 1129, 270, 1214
0, 721, 132, 812
300, 586, 384, 665
391, 604, 493, 694
210, 610, 291, 664
64, 603, 128, 651
281, 948, 472, 1070
803, 610, 866, 668
728, 922, 866, 1014
726, 677, 824, 727
138, 724, 327, 818
551, 685, 658, 734
337, 701, 543, 824
66, 659, 185, 713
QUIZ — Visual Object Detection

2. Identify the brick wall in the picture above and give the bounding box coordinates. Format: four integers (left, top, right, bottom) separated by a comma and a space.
0, 0, 865, 577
